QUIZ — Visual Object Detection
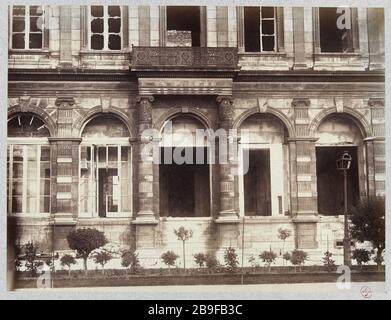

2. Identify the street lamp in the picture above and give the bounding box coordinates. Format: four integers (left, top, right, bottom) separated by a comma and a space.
336, 150, 352, 267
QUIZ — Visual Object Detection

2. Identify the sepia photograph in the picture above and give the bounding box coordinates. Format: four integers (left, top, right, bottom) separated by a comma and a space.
2, 0, 388, 301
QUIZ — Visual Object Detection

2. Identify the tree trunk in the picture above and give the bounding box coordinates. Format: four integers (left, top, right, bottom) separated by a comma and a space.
168, 265, 171, 274
376, 248, 383, 271
68, 267, 71, 277
183, 241, 186, 269
102, 266, 105, 275
83, 257, 88, 276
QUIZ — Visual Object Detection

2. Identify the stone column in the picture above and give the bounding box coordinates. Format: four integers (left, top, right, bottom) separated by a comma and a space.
292, 7, 307, 69
133, 95, 158, 225
289, 138, 319, 250
59, 6, 73, 67
215, 96, 239, 224
367, 8, 385, 70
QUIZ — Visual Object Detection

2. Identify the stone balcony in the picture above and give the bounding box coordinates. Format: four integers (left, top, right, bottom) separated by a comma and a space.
131, 46, 239, 72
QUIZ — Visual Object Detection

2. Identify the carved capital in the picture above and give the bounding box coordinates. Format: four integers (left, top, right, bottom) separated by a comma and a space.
19, 96, 31, 110
292, 98, 311, 108
368, 98, 385, 108
217, 96, 234, 126
55, 97, 75, 108
137, 95, 154, 123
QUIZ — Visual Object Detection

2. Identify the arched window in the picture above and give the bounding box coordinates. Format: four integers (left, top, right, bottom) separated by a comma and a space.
7, 114, 51, 215
315, 114, 363, 215
239, 113, 288, 217
159, 115, 211, 217
79, 115, 132, 218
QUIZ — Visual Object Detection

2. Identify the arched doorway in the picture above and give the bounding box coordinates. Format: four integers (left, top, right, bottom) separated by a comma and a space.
7, 113, 51, 214
315, 113, 363, 215
159, 115, 211, 217
238, 113, 289, 216
79, 114, 132, 218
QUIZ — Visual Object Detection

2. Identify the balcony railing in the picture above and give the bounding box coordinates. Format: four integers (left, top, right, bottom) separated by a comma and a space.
131, 46, 239, 69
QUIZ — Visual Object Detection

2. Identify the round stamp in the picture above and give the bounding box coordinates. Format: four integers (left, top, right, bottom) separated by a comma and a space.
360, 286, 372, 299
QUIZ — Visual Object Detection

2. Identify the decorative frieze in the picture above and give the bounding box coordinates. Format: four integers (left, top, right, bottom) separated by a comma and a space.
138, 78, 233, 96
131, 46, 238, 69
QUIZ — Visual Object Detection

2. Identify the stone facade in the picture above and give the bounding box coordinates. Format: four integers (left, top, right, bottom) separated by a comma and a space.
8, 5, 384, 267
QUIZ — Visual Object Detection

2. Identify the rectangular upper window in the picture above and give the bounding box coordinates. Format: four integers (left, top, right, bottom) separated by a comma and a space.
244, 7, 277, 52
89, 5, 122, 50
11, 5, 44, 50
319, 7, 353, 53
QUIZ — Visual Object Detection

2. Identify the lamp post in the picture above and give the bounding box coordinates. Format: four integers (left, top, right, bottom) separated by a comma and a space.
336, 150, 352, 267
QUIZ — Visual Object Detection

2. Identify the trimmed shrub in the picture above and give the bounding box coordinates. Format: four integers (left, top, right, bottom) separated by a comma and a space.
290, 250, 308, 272
161, 251, 179, 273
259, 250, 277, 272
352, 248, 371, 269
193, 253, 206, 268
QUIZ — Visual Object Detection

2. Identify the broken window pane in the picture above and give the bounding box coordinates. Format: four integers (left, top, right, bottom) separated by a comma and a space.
13, 6, 25, 16
108, 6, 121, 17
91, 34, 104, 50
29, 33, 42, 49
30, 17, 42, 32
108, 17, 121, 33
12, 17, 25, 32
29, 6, 43, 16
262, 36, 275, 51
91, 6, 103, 17
108, 34, 121, 50
12, 34, 25, 49
166, 6, 201, 47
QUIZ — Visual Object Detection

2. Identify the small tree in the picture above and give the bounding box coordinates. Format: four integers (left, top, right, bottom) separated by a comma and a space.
161, 251, 179, 273
23, 241, 43, 277
278, 228, 291, 265
66, 228, 107, 275
352, 248, 371, 270
93, 251, 112, 274
121, 250, 140, 275
283, 252, 291, 266
259, 250, 277, 272
174, 227, 193, 270
290, 250, 308, 272
350, 197, 385, 270
322, 251, 335, 272
193, 253, 206, 268
205, 254, 219, 271
60, 254, 77, 277
224, 247, 239, 272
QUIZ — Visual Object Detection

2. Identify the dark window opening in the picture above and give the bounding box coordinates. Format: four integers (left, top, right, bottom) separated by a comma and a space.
244, 7, 276, 52
316, 146, 359, 215
244, 149, 271, 216
319, 7, 353, 53
98, 168, 119, 217
166, 6, 201, 47
159, 147, 210, 217
90, 6, 121, 50
8, 114, 50, 137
